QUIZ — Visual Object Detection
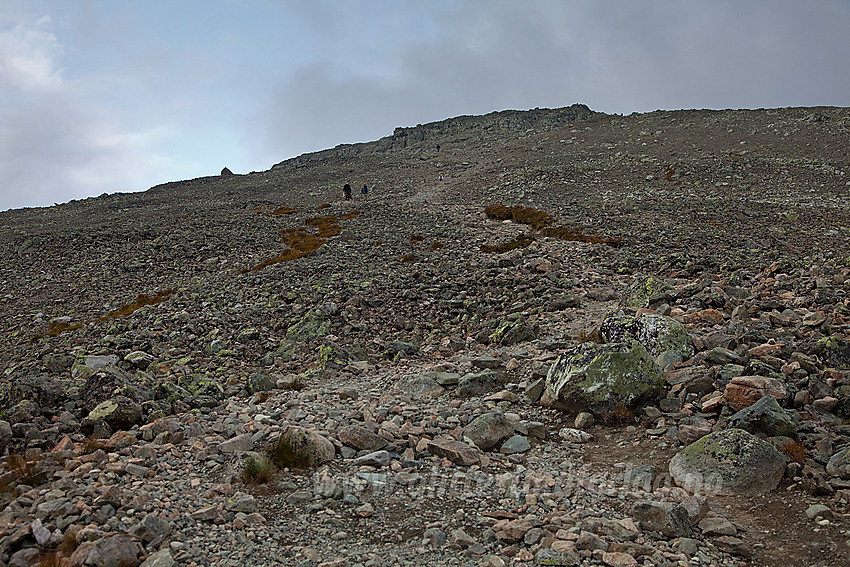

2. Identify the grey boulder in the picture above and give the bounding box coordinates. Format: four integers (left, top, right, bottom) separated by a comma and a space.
669, 428, 786, 495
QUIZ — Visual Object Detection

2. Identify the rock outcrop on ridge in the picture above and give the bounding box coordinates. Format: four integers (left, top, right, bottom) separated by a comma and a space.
1, 104, 850, 566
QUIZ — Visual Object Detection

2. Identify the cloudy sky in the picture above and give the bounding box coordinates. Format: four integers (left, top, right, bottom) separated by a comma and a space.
2, 0, 849, 211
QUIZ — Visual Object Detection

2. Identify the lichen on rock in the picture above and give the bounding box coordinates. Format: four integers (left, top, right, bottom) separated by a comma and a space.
619, 275, 673, 309
541, 340, 665, 415
600, 310, 693, 359
669, 428, 787, 496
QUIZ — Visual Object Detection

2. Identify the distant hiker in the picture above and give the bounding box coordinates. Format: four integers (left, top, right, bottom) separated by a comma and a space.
436, 143, 440, 152
361, 183, 369, 199
438, 175, 443, 183
343, 182, 352, 201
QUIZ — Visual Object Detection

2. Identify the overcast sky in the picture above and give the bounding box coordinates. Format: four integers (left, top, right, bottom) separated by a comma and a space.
2, 0, 849, 211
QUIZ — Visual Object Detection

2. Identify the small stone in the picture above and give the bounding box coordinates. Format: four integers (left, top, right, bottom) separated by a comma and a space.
353, 450, 390, 467
464, 412, 514, 451
31, 518, 50, 545
805, 504, 833, 520
338, 425, 388, 451
191, 506, 217, 521
499, 435, 530, 454
558, 428, 594, 443
632, 501, 690, 537
218, 433, 254, 453
623, 465, 654, 492
713, 536, 752, 557
355, 503, 375, 517
576, 530, 609, 551
673, 537, 699, 557
139, 549, 176, 567
79, 534, 145, 567
698, 512, 737, 536
449, 527, 477, 548
125, 462, 149, 478
602, 551, 638, 567
426, 439, 480, 466
423, 527, 447, 548
225, 493, 257, 513
574, 412, 594, 429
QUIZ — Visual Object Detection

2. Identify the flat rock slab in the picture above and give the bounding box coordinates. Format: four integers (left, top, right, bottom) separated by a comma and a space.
426, 439, 480, 466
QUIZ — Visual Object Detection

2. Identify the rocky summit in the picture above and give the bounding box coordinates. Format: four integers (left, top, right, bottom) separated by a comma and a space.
1, 103, 850, 567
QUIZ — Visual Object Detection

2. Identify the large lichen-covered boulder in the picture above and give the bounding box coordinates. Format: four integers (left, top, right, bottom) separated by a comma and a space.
814, 336, 850, 369
600, 311, 693, 359
177, 373, 225, 399
82, 366, 151, 412
71, 354, 120, 379
619, 275, 673, 309
726, 395, 798, 438
286, 309, 330, 342
0, 375, 71, 418
87, 396, 143, 429
541, 341, 665, 415
669, 428, 786, 495
246, 372, 276, 394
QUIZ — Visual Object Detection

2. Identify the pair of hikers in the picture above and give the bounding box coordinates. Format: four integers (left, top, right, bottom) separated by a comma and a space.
343, 182, 368, 201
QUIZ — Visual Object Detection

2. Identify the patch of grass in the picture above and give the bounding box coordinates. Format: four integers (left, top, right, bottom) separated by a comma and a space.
241, 455, 273, 484
80, 437, 108, 455
539, 226, 622, 247
30, 289, 177, 343
306, 216, 342, 238
242, 216, 340, 273
266, 435, 315, 470
318, 203, 331, 210
341, 209, 361, 221
576, 328, 603, 344
601, 403, 636, 426
780, 439, 807, 464
484, 204, 553, 230
255, 205, 297, 216
483, 203, 622, 248
37, 529, 78, 565
410, 233, 425, 244
480, 233, 536, 253
430, 241, 444, 251
1, 452, 48, 492
399, 254, 416, 263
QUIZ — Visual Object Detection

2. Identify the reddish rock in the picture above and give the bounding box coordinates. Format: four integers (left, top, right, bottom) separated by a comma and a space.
493, 519, 535, 543
748, 343, 783, 357
683, 309, 724, 325
426, 439, 480, 466
723, 376, 787, 411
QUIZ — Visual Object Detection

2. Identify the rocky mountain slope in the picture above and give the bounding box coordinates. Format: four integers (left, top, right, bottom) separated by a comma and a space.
1, 103, 850, 567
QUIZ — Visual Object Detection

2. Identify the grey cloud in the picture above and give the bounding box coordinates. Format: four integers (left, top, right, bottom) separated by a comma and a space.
0, 94, 160, 211
254, 0, 850, 165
